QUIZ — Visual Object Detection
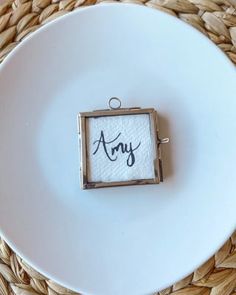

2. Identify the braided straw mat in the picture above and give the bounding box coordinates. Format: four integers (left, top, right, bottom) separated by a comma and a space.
0, 0, 236, 294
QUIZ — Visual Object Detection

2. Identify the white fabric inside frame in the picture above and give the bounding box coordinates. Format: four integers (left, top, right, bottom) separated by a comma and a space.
87, 113, 156, 183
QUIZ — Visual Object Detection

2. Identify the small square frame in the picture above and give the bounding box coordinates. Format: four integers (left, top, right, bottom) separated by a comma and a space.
78, 108, 163, 189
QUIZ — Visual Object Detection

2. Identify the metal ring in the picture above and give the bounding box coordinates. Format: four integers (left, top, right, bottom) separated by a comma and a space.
160, 138, 170, 144
108, 97, 121, 110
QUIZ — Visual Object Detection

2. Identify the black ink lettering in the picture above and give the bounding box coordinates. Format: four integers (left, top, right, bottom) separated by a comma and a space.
126, 142, 141, 167
93, 131, 121, 161
93, 130, 141, 167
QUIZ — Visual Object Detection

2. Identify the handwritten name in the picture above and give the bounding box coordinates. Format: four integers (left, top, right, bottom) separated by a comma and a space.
93, 131, 141, 167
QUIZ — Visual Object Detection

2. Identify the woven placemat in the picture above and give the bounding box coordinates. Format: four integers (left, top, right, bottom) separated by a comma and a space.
0, 0, 236, 294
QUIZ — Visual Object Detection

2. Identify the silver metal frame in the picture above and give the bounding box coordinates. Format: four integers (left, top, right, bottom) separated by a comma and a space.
78, 104, 168, 189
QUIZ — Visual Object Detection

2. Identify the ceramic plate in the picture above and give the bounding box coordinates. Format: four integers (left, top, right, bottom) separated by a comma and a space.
0, 4, 236, 295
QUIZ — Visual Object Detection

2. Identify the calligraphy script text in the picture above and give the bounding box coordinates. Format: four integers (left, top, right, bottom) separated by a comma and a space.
93, 131, 141, 167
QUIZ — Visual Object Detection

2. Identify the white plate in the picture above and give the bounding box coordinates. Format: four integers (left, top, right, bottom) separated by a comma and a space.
0, 4, 236, 295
